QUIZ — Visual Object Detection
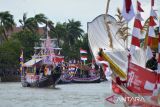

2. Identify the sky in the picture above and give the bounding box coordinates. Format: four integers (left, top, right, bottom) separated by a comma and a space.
0, 0, 160, 33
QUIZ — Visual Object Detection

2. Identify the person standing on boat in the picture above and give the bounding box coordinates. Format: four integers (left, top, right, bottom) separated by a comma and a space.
146, 51, 158, 70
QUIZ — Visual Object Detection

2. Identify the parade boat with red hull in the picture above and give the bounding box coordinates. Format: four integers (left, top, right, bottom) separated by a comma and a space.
88, 0, 160, 106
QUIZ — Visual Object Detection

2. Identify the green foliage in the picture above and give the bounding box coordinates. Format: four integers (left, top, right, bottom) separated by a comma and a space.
48, 19, 90, 61
0, 11, 92, 75
0, 11, 15, 41
19, 13, 47, 32
0, 39, 21, 71
12, 30, 40, 60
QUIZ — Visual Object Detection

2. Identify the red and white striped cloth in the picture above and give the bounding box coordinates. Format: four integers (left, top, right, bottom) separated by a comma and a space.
80, 56, 87, 61
122, 0, 135, 22
80, 48, 87, 54
130, 1, 143, 54
146, 4, 157, 60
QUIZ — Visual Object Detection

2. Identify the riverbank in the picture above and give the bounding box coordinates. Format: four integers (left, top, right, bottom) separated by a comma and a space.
0, 75, 20, 82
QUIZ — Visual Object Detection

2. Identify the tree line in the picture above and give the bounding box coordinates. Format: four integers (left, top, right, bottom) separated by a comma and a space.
0, 11, 91, 77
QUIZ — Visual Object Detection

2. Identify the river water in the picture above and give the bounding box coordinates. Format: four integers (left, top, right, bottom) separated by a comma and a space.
0, 82, 124, 107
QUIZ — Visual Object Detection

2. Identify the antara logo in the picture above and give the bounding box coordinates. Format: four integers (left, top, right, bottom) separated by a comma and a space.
105, 95, 145, 104
105, 95, 117, 104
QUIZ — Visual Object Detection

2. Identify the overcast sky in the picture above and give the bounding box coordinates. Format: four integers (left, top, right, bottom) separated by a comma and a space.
0, 0, 160, 32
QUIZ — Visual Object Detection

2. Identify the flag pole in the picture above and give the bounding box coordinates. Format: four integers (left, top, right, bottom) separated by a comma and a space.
105, 0, 111, 14
126, 22, 129, 50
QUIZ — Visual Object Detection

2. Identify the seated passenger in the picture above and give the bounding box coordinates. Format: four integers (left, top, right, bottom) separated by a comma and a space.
146, 51, 158, 70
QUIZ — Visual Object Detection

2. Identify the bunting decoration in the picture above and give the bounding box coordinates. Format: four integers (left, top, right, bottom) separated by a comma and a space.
137, 1, 144, 12
122, 0, 135, 22
130, 0, 143, 54
146, 2, 157, 60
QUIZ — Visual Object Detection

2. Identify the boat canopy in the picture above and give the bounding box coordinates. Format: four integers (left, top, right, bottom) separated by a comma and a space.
23, 58, 42, 67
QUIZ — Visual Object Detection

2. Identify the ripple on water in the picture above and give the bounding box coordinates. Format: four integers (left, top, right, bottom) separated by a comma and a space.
0, 82, 124, 107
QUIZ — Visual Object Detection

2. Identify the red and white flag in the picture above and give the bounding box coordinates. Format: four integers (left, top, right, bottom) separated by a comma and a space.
80, 48, 87, 54
81, 56, 87, 61
146, 7, 157, 60
130, 1, 143, 54
122, 0, 135, 22
137, 1, 144, 12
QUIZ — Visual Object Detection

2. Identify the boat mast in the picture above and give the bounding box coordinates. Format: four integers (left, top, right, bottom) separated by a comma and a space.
105, 0, 110, 14
105, 0, 113, 48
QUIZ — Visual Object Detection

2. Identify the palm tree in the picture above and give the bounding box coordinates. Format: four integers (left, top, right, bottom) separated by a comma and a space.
0, 11, 15, 41
51, 22, 66, 46
65, 19, 84, 48
19, 13, 37, 32
34, 13, 47, 25
19, 13, 47, 32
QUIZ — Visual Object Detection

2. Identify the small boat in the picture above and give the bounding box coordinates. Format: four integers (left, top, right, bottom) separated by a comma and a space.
58, 62, 101, 84
20, 35, 63, 88
72, 64, 101, 83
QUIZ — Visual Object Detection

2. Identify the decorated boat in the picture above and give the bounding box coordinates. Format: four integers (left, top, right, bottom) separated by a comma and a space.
20, 35, 64, 87
72, 63, 101, 83
58, 61, 101, 84
88, 0, 160, 106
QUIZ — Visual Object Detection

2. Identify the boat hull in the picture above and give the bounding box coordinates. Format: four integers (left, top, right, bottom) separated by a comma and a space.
58, 75, 73, 84
72, 76, 101, 83
21, 73, 61, 88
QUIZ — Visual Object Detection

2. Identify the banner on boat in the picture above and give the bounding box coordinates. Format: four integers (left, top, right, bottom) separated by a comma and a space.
127, 62, 157, 95
53, 56, 64, 63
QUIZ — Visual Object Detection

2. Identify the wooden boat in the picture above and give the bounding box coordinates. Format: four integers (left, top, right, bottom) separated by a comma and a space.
72, 64, 101, 83
58, 63, 101, 84
21, 72, 61, 87
87, 0, 160, 106
20, 36, 63, 88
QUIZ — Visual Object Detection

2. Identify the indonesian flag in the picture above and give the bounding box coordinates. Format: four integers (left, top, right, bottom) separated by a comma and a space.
122, 0, 135, 22
80, 48, 87, 54
81, 56, 87, 61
